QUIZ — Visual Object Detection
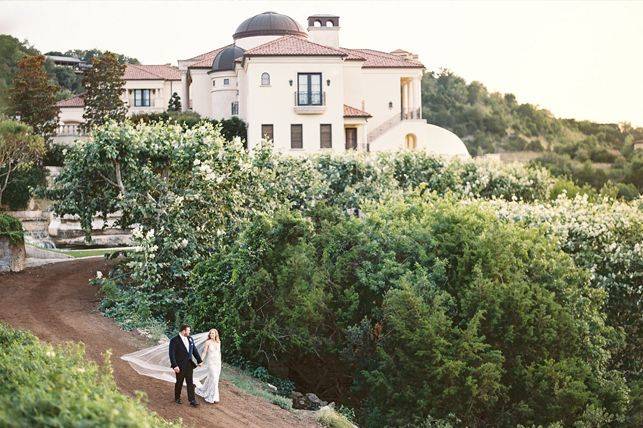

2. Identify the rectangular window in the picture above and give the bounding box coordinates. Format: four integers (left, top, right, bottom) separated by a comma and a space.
261, 124, 274, 141
320, 124, 332, 149
134, 89, 151, 107
297, 73, 322, 105
231, 101, 239, 115
290, 124, 303, 149
223, 78, 230, 86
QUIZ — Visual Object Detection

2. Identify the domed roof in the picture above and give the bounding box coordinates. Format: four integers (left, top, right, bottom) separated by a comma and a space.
233, 11, 306, 40
211, 45, 245, 72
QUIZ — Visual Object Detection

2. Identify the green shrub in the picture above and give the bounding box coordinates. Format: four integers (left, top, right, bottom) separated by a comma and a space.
1, 164, 47, 210
0, 323, 179, 427
0, 213, 23, 244
42, 142, 67, 166
188, 199, 628, 427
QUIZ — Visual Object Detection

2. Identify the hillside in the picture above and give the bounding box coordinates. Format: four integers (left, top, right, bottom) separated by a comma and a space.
422, 69, 642, 194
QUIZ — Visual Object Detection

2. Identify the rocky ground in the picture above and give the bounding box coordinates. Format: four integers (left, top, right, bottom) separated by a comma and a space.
0, 259, 321, 428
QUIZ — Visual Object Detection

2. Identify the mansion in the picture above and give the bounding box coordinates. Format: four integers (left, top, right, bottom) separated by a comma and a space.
57, 11, 469, 157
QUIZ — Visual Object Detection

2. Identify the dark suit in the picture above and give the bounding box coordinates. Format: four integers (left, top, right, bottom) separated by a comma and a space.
169, 334, 202, 403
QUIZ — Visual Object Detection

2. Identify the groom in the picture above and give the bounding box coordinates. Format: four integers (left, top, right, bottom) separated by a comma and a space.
169, 324, 202, 407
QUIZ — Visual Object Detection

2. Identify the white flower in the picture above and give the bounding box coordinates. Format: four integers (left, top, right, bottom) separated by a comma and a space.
96, 271, 103, 279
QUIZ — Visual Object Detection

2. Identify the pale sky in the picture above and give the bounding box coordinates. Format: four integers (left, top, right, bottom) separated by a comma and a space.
2, 0, 642, 126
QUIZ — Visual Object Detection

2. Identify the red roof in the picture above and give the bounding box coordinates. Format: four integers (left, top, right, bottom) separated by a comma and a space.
340, 48, 424, 68
124, 64, 181, 80
56, 94, 84, 108
344, 104, 371, 118
186, 45, 232, 69
244, 36, 347, 57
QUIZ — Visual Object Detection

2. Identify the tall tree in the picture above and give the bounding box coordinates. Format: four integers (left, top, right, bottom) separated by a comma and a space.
167, 92, 181, 112
82, 52, 127, 130
8, 55, 60, 142
0, 35, 39, 114
0, 119, 46, 207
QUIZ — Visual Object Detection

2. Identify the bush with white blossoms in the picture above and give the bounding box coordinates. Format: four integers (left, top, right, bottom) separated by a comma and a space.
471, 194, 643, 375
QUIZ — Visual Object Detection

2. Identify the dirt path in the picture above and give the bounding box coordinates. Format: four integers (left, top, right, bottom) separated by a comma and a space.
0, 259, 319, 428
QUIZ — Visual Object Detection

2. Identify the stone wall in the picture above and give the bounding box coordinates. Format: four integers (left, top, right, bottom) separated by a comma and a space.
0, 237, 26, 273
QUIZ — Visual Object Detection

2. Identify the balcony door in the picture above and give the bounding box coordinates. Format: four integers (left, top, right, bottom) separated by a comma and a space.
345, 127, 357, 150
297, 73, 322, 105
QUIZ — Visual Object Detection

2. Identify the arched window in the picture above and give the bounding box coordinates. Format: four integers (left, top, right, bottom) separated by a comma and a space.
325, 21, 334, 27
405, 134, 417, 150
261, 72, 270, 86
314, 20, 322, 27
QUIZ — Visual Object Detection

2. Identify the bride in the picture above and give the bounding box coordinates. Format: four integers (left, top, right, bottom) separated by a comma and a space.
121, 328, 222, 404
195, 329, 222, 403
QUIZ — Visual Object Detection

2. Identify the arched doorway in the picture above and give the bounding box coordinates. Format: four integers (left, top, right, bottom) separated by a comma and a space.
404, 133, 417, 150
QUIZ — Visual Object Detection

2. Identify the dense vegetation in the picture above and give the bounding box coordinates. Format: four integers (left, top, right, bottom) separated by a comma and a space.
423, 70, 642, 195
49, 122, 642, 426
0, 213, 24, 244
0, 323, 178, 427
0, 34, 139, 113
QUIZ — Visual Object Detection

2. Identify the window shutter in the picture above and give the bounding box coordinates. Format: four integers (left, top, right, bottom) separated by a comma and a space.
320, 124, 332, 149
291, 124, 303, 149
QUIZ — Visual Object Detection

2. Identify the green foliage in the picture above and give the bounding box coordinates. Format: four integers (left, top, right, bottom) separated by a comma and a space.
60, 48, 140, 65
188, 199, 629, 427
8, 55, 60, 142
42, 142, 66, 167
167, 92, 181, 112
2, 164, 47, 210
0, 35, 39, 114
81, 52, 127, 130
130, 111, 248, 142
0, 323, 178, 427
0, 213, 24, 244
0, 118, 46, 207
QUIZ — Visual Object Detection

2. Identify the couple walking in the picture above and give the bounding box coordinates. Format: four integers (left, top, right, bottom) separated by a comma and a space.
121, 324, 222, 406
169, 324, 221, 406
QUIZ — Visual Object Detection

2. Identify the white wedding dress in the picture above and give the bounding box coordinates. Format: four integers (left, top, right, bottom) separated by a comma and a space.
195, 340, 222, 403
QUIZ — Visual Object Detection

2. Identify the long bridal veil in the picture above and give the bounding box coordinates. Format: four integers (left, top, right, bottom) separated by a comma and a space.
121, 332, 210, 386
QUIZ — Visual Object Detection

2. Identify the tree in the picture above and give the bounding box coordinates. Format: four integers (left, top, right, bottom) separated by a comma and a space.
8, 55, 60, 142
167, 92, 181, 112
81, 52, 127, 130
0, 119, 46, 206
0, 35, 40, 115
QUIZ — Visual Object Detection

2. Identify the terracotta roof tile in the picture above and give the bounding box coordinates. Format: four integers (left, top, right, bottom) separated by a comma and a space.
244, 36, 347, 57
340, 48, 424, 68
187, 45, 232, 68
344, 104, 371, 118
123, 64, 181, 80
56, 94, 84, 107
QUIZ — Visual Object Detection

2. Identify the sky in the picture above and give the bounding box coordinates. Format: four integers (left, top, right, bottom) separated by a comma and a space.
1, 0, 642, 126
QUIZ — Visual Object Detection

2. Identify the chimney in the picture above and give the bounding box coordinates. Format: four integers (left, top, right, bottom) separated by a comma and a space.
307, 15, 340, 48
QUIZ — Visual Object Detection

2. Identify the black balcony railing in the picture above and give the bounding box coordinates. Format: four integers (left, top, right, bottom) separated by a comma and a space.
294, 91, 325, 107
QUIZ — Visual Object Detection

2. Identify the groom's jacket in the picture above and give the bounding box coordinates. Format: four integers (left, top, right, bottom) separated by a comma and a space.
169, 335, 202, 369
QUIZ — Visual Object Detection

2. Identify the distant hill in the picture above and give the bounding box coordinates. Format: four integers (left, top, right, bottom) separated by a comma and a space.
422, 69, 642, 195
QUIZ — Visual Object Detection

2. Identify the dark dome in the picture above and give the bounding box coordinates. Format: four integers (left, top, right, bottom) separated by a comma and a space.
211, 45, 245, 72
233, 11, 306, 40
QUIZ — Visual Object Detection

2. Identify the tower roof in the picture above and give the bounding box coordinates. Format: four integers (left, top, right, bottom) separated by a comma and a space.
233, 11, 306, 40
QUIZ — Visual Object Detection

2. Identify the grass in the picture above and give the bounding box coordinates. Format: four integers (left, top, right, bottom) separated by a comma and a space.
32, 246, 133, 258
317, 406, 355, 428
221, 363, 293, 411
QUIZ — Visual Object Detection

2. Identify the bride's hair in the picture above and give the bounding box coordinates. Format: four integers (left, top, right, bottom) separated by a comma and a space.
208, 329, 220, 342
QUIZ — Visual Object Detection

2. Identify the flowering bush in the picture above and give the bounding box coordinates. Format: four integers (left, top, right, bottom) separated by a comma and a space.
474, 194, 643, 376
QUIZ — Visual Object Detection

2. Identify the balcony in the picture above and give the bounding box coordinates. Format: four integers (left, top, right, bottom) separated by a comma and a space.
56, 124, 86, 137
293, 91, 326, 114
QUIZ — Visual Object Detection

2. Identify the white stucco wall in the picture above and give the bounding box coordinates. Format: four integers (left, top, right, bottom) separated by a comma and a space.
369, 119, 470, 158
244, 56, 345, 153
189, 69, 213, 117
124, 79, 178, 115
58, 107, 84, 124
210, 71, 238, 119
